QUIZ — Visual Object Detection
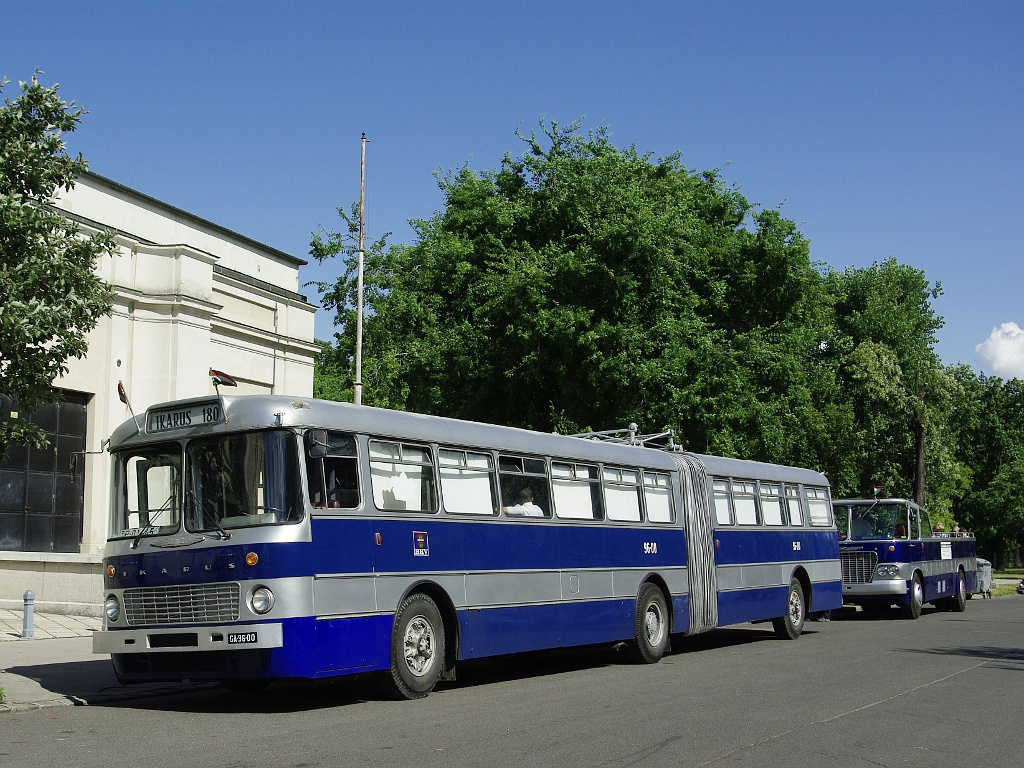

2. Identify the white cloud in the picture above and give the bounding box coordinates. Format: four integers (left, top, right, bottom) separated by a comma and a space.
976, 322, 1024, 379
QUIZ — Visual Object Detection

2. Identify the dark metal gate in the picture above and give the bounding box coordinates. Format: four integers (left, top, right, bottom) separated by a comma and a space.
0, 391, 88, 552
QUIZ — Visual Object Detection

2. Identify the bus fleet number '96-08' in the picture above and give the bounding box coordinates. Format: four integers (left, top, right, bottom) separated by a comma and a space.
644, 542, 658, 554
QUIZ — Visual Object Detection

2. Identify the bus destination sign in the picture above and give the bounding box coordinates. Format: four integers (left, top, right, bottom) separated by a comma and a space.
148, 402, 223, 432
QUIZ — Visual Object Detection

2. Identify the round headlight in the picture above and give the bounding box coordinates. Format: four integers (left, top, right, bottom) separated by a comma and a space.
250, 586, 275, 615
104, 595, 121, 623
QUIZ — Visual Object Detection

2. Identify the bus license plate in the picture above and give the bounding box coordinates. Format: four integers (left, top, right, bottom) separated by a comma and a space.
228, 632, 258, 645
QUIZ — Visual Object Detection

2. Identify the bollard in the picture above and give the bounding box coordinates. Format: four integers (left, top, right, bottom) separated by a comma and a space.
22, 590, 35, 639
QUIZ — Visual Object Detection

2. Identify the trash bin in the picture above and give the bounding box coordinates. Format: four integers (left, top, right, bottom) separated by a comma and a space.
975, 558, 992, 598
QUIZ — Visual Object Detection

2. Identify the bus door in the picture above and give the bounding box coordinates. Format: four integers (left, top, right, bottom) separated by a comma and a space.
675, 455, 718, 635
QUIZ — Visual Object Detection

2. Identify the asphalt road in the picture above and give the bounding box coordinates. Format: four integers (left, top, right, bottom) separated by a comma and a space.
2, 597, 1022, 768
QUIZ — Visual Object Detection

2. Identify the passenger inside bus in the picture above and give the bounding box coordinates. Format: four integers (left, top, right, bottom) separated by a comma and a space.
893, 523, 907, 538
503, 487, 545, 517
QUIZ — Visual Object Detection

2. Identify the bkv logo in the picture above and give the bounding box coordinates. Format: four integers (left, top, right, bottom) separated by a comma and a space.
413, 531, 429, 557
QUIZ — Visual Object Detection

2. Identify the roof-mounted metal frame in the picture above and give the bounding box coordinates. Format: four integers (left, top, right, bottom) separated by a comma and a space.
569, 422, 681, 452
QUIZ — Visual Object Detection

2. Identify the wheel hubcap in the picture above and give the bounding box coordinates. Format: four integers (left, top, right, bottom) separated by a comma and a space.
645, 602, 664, 645
403, 615, 435, 676
789, 589, 802, 623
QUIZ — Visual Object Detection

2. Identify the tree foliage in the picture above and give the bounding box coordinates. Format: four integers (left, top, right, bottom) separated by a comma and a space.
314, 119, 1021, 561
0, 74, 114, 456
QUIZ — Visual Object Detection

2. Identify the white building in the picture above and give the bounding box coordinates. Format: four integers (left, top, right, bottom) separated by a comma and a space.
0, 172, 319, 614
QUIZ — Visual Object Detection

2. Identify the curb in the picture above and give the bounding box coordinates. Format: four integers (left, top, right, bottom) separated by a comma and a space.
0, 682, 218, 715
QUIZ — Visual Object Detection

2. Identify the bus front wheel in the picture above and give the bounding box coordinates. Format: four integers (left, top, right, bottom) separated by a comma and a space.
381, 593, 446, 700
772, 579, 805, 640
902, 574, 924, 620
628, 583, 669, 663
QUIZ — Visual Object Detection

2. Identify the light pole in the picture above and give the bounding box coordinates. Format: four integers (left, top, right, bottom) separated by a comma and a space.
355, 132, 368, 405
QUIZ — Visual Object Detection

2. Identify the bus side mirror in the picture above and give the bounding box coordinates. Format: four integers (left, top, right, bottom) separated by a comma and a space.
307, 429, 328, 459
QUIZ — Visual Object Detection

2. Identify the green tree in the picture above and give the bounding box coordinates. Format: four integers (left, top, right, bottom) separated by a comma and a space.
0, 74, 114, 457
946, 368, 1024, 562
315, 120, 828, 464
815, 259, 960, 511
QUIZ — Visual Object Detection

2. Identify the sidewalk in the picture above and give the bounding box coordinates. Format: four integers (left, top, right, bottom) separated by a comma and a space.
0, 609, 206, 713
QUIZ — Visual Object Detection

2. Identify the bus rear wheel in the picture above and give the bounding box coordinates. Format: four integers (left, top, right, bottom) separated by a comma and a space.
628, 583, 669, 663
948, 568, 967, 613
772, 579, 805, 640
381, 593, 446, 700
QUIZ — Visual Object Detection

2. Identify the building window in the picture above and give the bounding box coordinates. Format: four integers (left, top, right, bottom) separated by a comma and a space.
0, 392, 88, 552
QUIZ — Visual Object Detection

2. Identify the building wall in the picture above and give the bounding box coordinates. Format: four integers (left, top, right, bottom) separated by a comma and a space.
0, 172, 319, 614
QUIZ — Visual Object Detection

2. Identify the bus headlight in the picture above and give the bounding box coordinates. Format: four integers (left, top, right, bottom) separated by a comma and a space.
104, 595, 121, 623
249, 586, 275, 615
876, 564, 900, 579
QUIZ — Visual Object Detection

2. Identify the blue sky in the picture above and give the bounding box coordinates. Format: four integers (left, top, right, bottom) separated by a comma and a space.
4, 1, 1023, 377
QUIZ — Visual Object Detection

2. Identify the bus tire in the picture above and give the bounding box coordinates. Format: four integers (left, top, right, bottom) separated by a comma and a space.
628, 583, 669, 664
948, 568, 967, 613
772, 579, 805, 640
381, 593, 446, 700
902, 574, 924, 620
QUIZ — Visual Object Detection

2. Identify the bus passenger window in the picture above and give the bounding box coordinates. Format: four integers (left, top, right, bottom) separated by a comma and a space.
552, 462, 603, 520
760, 483, 785, 526
806, 487, 832, 527
732, 480, 759, 525
498, 455, 550, 518
644, 472, 674, 524
603, 467, 642, 522
307, 432, 360, 510
369, 440, 437, 513
439, 448, 497, 515
785, 485, 804, 526
712, 479, 733, 525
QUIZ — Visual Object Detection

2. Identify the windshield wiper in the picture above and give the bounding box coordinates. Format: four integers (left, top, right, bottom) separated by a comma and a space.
185, 488, 231, 541
130, 494, 175, 549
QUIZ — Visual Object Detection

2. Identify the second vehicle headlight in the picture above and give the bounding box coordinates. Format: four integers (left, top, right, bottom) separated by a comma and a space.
876, 564, 901, 578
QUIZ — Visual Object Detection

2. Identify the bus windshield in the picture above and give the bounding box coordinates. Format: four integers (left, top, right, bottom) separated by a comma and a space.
185, 430, 303, 533
116, 444, 182, 538
843, 503, 908, 541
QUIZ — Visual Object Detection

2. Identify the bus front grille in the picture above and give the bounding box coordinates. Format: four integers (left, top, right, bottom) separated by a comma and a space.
123, 583, 240, 626
841, 551, 878, 584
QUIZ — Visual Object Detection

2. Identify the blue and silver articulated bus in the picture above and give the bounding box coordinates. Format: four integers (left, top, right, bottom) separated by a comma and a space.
93, 395, 842, 698
833, 498, 977, 619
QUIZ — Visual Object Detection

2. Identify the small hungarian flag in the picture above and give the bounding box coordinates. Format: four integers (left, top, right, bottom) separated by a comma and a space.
209, 369, 237, 387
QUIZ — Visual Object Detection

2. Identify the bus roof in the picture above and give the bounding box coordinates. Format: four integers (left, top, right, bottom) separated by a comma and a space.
109, 394, 830, 486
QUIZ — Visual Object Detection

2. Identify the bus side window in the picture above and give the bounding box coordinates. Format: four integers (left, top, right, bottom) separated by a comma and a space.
552, 461, 603, 520
498, 455, 550, 518
712, 478, 733, 525
307, 432, 360, 509
369, 440, 437, 512
603, 466, 642, 522
760, 483, 785, 525
806, 487, 832, 527
439, 448, 497, 515
785, 485, 804, 527
732, 480, 759, 525
643, 472, 674, 524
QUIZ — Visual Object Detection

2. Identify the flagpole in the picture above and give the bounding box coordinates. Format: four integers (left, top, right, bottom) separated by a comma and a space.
354, 132, 368, 406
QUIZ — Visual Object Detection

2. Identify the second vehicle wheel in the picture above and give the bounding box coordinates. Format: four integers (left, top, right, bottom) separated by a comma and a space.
901, 574, 924, 620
